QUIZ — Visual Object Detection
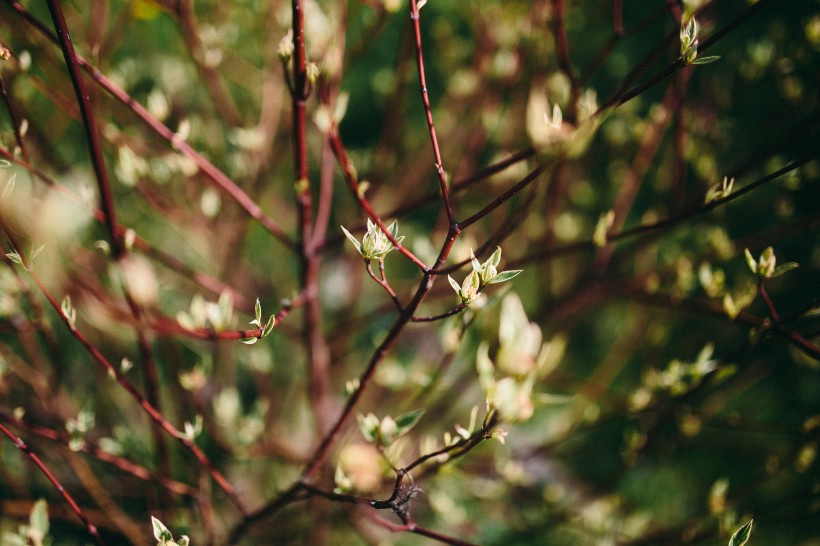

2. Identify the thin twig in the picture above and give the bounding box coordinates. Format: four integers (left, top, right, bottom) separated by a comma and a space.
46, 0, 121, 257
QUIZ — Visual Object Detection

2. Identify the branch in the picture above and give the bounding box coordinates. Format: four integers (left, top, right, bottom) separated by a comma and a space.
46, 0, 121, 257
409, 0, 456, 225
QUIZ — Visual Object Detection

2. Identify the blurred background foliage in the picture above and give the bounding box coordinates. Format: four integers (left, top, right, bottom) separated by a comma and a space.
0, 0, 818, 544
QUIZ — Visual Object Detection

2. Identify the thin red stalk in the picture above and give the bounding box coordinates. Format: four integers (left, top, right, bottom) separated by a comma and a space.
0, 411, 197, 497
1, 225, 248, 515
46, 0, 121, 257
289, 0, 333, 436
4, 0, 296, 250
758, 282, 781, 325
409, 0, 456, 225
0, 422, 104, 545
366, 261, 403, 312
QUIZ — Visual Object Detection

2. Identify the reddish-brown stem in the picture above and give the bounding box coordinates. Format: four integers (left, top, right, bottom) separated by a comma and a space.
0, 422, 104, 545
758, 282, 781, 325
409, 0, 456, 225
46, 0, 121, 258
288, 0, 333, 437
365, 261, 403, 312
4, 0, 296, 250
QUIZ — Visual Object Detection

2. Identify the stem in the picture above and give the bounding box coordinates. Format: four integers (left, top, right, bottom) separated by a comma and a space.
46, 0, 121, 257
409, 0, 456, 225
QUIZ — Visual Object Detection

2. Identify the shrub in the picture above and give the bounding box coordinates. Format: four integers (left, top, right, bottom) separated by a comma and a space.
0, 1, 818, 544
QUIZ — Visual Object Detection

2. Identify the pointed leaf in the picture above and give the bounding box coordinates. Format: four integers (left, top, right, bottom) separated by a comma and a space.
488, 270, 522, 284
691, 55, 720, 65
151, 516, 173, 542
394, 408, 425, 434
448, 275, 461, 294
254, 298, 262, 324
728, 519, 753, 546
487, 246, 503, 269
261, 315, 276, 337
771, 262, 799, 278
744, 248, 757, 274
340, 226, 363, 255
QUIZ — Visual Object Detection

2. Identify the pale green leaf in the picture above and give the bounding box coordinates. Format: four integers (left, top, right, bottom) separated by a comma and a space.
340, 226, 363, 255
488, 270, 522, 284
394, 408, 425, 435
771, 262, 799, 278
151, 516, 173, 542
728, 519, 753, 546
691, 55, 720, 65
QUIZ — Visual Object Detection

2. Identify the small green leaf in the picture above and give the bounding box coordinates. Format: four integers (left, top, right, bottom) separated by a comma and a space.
29, 499, 49, 539
5, 252, 22, 265
254, 298, 262, 324
488, 270, 522, 284
728, 519, 753, 546
744, 248, 757, 274
261, 315, 276, 337
447, 275, 461, 294
239, 337, 258, 345
771, 262, 799, 278
151, 516, 173, 542
394, 408, 425, 434
340, 225, 363, 255
691, 55, 720, 65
